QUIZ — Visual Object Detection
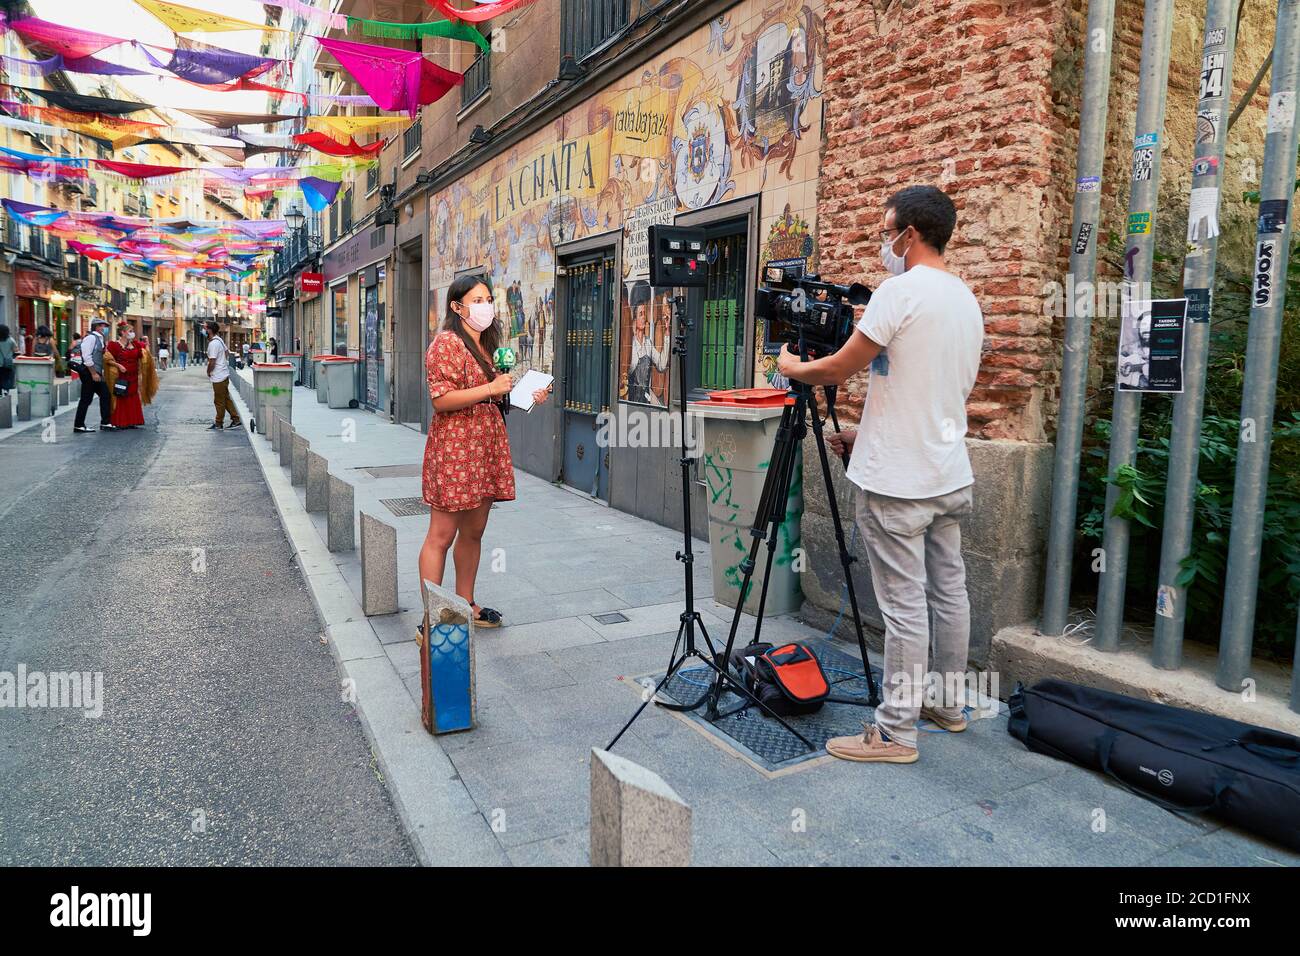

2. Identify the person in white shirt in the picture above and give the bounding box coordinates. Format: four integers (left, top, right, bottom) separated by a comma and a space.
777, 185, 984, 764
204, 320, 241, 430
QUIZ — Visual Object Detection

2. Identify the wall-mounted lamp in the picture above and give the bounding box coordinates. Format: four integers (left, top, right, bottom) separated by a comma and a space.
469, 125, 493, 145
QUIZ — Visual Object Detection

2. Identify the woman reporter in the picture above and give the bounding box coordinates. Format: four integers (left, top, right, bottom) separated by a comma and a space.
419, 275, 550, 629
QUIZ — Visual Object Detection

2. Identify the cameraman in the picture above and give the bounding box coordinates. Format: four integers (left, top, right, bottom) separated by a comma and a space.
776, 185, 983, 764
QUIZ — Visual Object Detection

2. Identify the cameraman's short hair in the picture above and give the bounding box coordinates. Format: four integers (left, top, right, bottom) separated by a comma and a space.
885, 185, 957, 254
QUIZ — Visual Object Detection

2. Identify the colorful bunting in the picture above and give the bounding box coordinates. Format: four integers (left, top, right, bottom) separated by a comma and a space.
7, 17, 123, 59
427, 0, 538, 24
346, 16, 490, 52
292, 131, 387, 157
317, 36, 462, 118
299, 177, 341, 212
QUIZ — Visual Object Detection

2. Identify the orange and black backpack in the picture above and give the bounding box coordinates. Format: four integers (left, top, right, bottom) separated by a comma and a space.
729, 642, 831, 716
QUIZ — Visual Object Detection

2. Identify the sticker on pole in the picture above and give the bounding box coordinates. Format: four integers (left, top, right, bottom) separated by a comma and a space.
1074, 222, 1093, 254
1196, 108, 1221, 144
1185, 287, 1212, 324
1267, 91, 1296, 133
1253, 239, 1277, 307
1131, 134, 1157, 181
1187, 187, 1220, 241
1192, 156, 1219, 177
1257, 198, 1289, 234
1204, 27, 1227, 49
1075, 176, 1100, 193
1116, 297, 1188, 393
1156, 585, 1176, 619
1199, 53, 1226, 100
1127, 212, 1152, 235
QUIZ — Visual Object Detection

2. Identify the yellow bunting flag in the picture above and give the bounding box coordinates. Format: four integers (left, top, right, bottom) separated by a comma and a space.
305, 115, 411, 143
134, 0, 285, 33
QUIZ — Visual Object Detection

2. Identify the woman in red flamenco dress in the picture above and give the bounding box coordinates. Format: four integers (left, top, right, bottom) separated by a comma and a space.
104, 324, 156, 429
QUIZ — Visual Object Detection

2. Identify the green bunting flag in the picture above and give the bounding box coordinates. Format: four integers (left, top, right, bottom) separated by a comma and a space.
345, 16, 490, 52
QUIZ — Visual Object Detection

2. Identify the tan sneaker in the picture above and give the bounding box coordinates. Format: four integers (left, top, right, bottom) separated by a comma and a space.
920, 705, 968, 733
825, 723, 918, 763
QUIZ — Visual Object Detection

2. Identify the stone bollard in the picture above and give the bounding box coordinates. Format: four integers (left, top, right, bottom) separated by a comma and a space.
327, 475, 355, 552
278, 420, 292, 468
305, 450, 328, 513
268, 408, 280, 451
0, 396, 11, 429
360, 512, 399, 616
418, 580, 476, 734
589, 748, 691, 867
17, 391, 31, 421
70, 378, 81, 403
291, 433, 309, 485
57, 381, 69, 407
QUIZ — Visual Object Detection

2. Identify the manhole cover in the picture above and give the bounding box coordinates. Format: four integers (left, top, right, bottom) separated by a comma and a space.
362, 463, 423, 479
381, 497, 431, 518
593, 612, 629, 625
645, 638, 882, 772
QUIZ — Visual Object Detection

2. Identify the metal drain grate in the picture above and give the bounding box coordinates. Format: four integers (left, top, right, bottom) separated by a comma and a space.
381, 496, 431, 518
646, 638, 882, 771
362, 463, 423, 479
593, 612, 630, 625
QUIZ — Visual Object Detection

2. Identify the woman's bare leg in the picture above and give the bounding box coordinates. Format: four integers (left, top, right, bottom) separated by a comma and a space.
452, 500, 494, 609
419, 508, 459, 590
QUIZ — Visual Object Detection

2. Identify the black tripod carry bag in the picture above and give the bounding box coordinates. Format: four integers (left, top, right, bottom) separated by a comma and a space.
728, 642, 831, 717
1008, 679, 1300, 850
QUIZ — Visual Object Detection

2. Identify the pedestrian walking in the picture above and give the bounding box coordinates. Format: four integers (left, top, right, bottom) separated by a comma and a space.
417, 275, 551, 630
158, 340, 169, 371
67, 332, 83, 376
104, 322, 155, 430
269, 337, 279, 362
177, 337, 189, 370
0, 325, 15, 396
73, 318, 114, 433
205, 320, 241, 430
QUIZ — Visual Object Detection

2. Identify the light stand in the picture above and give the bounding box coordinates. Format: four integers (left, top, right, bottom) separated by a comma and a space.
605, 291, 816, 752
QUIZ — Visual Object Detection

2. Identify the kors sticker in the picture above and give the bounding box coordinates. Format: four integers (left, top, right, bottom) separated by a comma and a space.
1253, 239, 1277, 307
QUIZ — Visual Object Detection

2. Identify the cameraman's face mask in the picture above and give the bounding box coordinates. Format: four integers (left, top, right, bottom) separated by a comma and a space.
881, 226, 912, 276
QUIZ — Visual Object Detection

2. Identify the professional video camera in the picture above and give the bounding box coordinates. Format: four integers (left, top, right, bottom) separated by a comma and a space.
754, 264, 871, 357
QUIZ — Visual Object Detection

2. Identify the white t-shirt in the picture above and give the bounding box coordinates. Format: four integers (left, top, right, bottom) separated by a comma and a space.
845, 265, 983, 500
207, 336, 230, 383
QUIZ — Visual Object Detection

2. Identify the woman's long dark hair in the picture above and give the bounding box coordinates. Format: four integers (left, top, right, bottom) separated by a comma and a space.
443, 274, 501, 381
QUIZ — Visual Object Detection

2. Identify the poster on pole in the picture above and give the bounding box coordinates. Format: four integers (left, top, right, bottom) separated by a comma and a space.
1116, 297, 1187, 393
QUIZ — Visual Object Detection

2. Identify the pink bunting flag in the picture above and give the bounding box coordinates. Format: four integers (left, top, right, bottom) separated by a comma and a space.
9, 17, 124, 59
317, 36, 461, 119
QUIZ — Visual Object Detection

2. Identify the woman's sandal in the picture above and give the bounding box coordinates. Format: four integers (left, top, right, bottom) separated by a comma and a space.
472, 605, 503, 628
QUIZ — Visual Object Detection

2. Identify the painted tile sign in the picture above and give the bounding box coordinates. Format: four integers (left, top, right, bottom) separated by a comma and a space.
428, 1, 826, 406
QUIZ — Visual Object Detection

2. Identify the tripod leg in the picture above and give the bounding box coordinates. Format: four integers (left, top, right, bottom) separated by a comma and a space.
606, 618, 690, 751
809, 390, 881, 705
749, 395, 805, 647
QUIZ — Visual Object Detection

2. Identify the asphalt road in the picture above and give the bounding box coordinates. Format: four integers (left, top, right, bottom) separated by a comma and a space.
0, 367, 416, 865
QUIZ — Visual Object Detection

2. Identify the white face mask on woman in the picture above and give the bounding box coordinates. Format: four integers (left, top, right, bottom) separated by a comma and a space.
881, 227, 912, 276
460, 301, 496, 332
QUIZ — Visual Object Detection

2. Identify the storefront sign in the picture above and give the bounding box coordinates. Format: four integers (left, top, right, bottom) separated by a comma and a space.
322, 226, 391, 282
296, 271, 324, 298
15, 270, 51, 299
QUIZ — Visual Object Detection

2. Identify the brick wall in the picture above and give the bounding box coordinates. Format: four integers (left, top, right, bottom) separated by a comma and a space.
819, 0, 1077, 442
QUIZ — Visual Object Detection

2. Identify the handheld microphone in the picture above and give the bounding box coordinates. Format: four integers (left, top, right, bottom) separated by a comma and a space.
493, 347, 516, 415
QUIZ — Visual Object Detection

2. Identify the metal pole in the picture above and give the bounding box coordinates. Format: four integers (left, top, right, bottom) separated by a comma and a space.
1217, 0, 1300, 691
1151, 0, 1240, 668
1041, 0, 1119, 636
1291, 609, 1300, 714
1093, 0, 1177, 651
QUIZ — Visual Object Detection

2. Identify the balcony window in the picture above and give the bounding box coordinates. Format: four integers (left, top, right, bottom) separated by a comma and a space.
561, 0, 629, 61
462, 45, 490, 109
366, 162, 379, 195
402, 120, 422, 160
342, 188, 353, 233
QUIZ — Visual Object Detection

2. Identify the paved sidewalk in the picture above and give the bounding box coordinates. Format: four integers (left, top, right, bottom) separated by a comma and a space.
231, 369, 1300, 867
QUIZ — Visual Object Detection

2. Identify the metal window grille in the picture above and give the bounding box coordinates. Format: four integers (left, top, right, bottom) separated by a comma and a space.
403, 119, 422, 158
688, 225, 748, 395
462, 47, 490, 108
366, 162, 379, 193
342, 188, 353, 233
563, 256, 614, 414
561, 0, 629, 60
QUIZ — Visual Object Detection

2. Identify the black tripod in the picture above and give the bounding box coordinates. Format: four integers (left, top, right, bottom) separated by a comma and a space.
606, 293, 819, 752
704, 336, 882, 729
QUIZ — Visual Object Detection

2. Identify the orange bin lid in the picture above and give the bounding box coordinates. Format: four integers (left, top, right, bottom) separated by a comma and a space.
699, 387, 791, 408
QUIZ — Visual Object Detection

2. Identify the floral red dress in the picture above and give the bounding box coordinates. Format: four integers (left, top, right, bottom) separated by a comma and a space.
423, 330, 516, 512
106, 340, 145, 428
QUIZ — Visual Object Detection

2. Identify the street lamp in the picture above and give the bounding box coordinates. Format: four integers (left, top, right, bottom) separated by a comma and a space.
284, 203, 305, 232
